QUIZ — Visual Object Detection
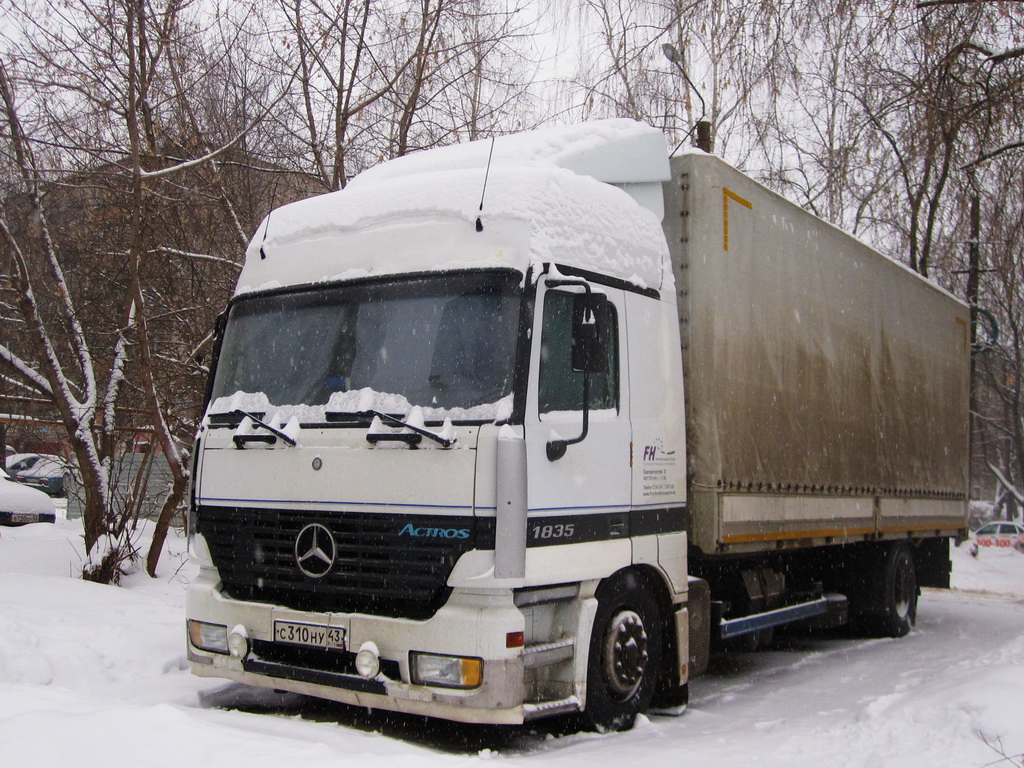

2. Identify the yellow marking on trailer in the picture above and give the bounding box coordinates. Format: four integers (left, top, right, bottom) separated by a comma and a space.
722, 526, 874, 544
723, 522, 966, 545
722, 188, 753, 251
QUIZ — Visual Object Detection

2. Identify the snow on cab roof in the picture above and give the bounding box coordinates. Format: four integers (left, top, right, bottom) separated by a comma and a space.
350, 118, 670, 189
236, 120, 673, 295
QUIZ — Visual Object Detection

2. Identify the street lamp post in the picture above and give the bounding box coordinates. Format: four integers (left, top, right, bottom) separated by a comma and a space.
662, 43, 712, 153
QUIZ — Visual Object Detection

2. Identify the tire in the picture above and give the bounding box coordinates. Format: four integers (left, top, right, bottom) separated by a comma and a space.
878, 544, 917, 637
581, 570, 662, 732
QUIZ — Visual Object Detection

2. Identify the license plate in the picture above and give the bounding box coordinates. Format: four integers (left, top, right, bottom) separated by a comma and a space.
273, 621, 346, 650
11, 513, 38, 524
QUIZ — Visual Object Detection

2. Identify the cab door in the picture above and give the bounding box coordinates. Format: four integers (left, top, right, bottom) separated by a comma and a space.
522, 274, 632, 560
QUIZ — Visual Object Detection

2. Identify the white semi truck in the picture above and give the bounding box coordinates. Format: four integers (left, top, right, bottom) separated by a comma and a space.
186, 120, 969, 731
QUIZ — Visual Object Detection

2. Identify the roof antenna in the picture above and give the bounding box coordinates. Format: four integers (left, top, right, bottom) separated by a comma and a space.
475, 137, 496, 232
259, 184, 279, 260
259, 211, 272, 260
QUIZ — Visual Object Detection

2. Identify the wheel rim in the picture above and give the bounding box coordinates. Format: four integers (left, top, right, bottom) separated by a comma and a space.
601, 609, 649, 700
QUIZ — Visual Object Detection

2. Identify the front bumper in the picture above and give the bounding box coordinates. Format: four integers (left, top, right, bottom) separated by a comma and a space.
186, 568, 529, 725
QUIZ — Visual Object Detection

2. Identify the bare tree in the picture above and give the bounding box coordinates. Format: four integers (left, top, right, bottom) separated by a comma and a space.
968, 155, 1024, 517
561, 0, 793, 155
0, 0, 287, 579
0, 57, 135, 578
261, 0, 535, 191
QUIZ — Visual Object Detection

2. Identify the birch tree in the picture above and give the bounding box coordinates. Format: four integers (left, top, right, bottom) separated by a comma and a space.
0, 58, 135, 578
0, 0, 283, 579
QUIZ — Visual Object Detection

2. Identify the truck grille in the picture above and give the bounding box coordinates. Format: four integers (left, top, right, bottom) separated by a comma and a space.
196, 505, 491, 620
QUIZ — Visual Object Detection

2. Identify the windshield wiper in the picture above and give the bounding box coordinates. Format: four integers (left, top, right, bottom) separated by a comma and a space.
362, 410, 456, 449
232, 409, 298, 448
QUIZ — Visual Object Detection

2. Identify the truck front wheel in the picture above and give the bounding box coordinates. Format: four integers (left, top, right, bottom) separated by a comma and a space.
582, 571, 662, 732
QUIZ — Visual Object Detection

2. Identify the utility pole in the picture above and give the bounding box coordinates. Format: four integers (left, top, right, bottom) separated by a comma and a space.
967, 194, 980, 349
967, 194, 980, 512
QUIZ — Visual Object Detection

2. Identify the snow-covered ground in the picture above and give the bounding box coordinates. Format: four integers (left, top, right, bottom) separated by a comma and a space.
1, 520, 1022, 767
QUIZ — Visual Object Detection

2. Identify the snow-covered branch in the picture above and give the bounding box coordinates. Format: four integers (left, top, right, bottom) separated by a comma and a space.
137, 88, 289, 180
150, 247, 243, 269
101, 302, 134, 445
0, 64, 97, 418
0, 373, 46, 395
988, 46, 1024, 65
0, 345, 53, 396
988, 462, 1024, 507
183, 330, 214, 373
0, 218, 85, 414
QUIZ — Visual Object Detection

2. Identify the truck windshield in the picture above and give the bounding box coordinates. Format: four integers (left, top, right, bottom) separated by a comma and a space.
209, 271, 522, 415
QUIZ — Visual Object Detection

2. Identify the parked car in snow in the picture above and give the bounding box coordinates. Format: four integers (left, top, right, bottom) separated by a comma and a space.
0, 468, 56, 525
973, 521, 1024, 550
7, 453, 71, 497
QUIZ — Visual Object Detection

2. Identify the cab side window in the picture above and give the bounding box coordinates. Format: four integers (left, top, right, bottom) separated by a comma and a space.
538, 290, 618, 413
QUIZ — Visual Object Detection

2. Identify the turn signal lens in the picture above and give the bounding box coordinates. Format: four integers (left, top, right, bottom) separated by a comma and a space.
460, 657, 483, 688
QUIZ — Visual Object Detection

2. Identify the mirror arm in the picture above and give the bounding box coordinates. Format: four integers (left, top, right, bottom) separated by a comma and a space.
547, 371, 590, 461
544, 276, 601, 462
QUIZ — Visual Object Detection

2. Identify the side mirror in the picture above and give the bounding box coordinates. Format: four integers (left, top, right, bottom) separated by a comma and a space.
546, 284, 609, 462
571, 292, 609, 374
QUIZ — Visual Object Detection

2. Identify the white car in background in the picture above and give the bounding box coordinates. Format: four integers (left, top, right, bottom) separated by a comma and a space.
973, 521, 1024, 550
6, 453, 70, 497
0, 468, 56, 525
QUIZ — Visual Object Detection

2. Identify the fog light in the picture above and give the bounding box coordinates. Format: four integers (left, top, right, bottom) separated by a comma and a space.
355, 643, 381, 679
410, 652, 483, 689
227, 625, 249, 658
187, 620, 228, 654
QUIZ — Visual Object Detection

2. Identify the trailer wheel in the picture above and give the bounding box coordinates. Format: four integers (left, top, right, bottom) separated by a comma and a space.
876, 543, 917, 638
582, 571, 662, 732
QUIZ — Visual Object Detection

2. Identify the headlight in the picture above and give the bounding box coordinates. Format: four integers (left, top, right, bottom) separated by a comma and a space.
410, 652, 483, 689
188, 620, 228, 654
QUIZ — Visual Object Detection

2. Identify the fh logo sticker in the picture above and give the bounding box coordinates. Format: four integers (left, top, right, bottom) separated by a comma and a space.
641, 439, 678, 500
643, 439, 677, 462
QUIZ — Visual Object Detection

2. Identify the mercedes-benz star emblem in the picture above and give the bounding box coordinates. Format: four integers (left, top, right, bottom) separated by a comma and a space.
294, 523, 337, 579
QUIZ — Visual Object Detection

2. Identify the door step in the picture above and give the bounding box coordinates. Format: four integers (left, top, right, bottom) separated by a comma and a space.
523, 638, 575, 669
523, 695, 581, 720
